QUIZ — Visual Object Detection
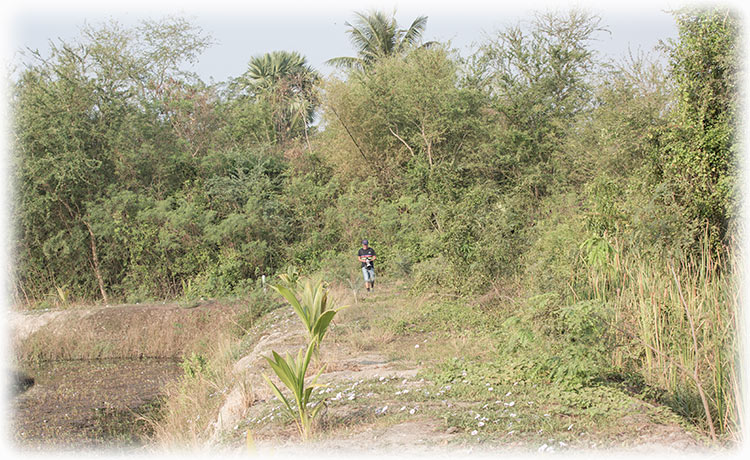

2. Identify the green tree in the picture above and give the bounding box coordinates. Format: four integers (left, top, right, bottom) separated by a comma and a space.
12, 17, 214, 303
470, 10, 605, 197
231, 51, 320, 147
323, 47, 483, 189
327, 9, 435, 71
658, 8, 740, 244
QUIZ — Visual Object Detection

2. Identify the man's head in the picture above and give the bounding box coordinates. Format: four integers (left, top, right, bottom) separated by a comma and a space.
362, 239, 369, 248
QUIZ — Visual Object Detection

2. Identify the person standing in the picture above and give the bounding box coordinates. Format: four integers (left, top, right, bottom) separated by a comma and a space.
358, 239, 377, 292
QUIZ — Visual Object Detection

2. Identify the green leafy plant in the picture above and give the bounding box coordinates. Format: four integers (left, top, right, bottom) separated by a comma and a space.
269, 278, 346, 350
276, 265, 301, 290
262, 342, 326, 440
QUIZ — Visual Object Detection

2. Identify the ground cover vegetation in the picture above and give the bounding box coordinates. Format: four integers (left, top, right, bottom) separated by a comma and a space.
10, 7, 741, 444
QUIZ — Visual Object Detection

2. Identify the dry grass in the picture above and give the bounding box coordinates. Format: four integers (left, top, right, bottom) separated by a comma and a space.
13, 302, 242, 362
148, 334, 256, 448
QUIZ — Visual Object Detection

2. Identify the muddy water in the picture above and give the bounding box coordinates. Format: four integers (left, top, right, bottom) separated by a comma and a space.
12, 358, 182, 451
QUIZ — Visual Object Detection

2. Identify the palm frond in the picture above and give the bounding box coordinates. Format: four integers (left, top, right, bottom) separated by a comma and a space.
400, 15, 428, 52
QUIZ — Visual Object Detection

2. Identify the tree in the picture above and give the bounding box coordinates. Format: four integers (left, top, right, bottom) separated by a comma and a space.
327, 10, 435, 71
658, 8, 740, 245
323, 47, 482, 188
12, 17, 214, 303
231, 51, 320, 147
470, 10, 605, 197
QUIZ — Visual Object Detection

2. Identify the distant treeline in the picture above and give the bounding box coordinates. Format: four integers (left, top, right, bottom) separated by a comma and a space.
11, 9, 739, 305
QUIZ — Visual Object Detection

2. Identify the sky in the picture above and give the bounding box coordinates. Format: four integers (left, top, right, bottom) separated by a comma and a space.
3, 0, 697, 84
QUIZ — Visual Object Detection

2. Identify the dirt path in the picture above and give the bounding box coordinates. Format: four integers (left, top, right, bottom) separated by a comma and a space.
204, 283, 712, 455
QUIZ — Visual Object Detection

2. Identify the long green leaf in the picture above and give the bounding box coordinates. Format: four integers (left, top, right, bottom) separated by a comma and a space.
262, 373, 295, 416
312, 309, 338, 342
265, 351, 297, 392
270, 283, 312, 331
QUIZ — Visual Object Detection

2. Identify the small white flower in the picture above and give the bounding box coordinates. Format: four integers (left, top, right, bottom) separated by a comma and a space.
478, 421, 485, 427
471, 430, 478, 436
379, 376, 385, 381
415, 344, 420, 348
400, 406, 406, 411
488, 387, 493, 392
510, 413, 517, 418
409, 408, 416, 415
505, 391, 512, 397
544, 413, 551, 417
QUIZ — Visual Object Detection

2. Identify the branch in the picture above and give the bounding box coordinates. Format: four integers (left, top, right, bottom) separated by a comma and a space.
388, 126, 415, 157
328, 105, 369, 163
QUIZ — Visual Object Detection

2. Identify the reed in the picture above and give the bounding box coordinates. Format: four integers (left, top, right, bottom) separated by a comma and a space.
583, 236, 740, 440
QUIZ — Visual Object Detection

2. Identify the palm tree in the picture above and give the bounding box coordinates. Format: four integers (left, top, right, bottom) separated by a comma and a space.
239, 51, 320, 146
327, 10, 435, 70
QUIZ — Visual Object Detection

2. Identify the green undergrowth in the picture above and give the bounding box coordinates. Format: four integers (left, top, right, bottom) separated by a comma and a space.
376, 284, 706, 440
231, 281, 706, 449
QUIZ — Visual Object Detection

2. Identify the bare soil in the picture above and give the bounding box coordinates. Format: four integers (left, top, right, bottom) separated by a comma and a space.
12, 359, 181, 451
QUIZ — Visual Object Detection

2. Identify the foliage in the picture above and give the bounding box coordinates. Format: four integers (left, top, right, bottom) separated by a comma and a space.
269, 278, 346, 349
657, 8, 740, 245
233, 51, 320, 146
469, 10, 605, 196
11, 7, 741, 441
262, 342, 327, 440
327, 9, 434, 71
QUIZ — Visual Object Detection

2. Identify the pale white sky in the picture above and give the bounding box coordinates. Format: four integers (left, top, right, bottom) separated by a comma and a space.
3, 0, 696, 83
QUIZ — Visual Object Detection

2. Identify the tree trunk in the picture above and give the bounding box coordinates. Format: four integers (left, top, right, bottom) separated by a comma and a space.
83, 219, 108, 304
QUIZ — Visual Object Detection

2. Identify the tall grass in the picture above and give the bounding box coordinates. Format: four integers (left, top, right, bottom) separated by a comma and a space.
582, 236, 740, 441
149, 335, 254, 448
